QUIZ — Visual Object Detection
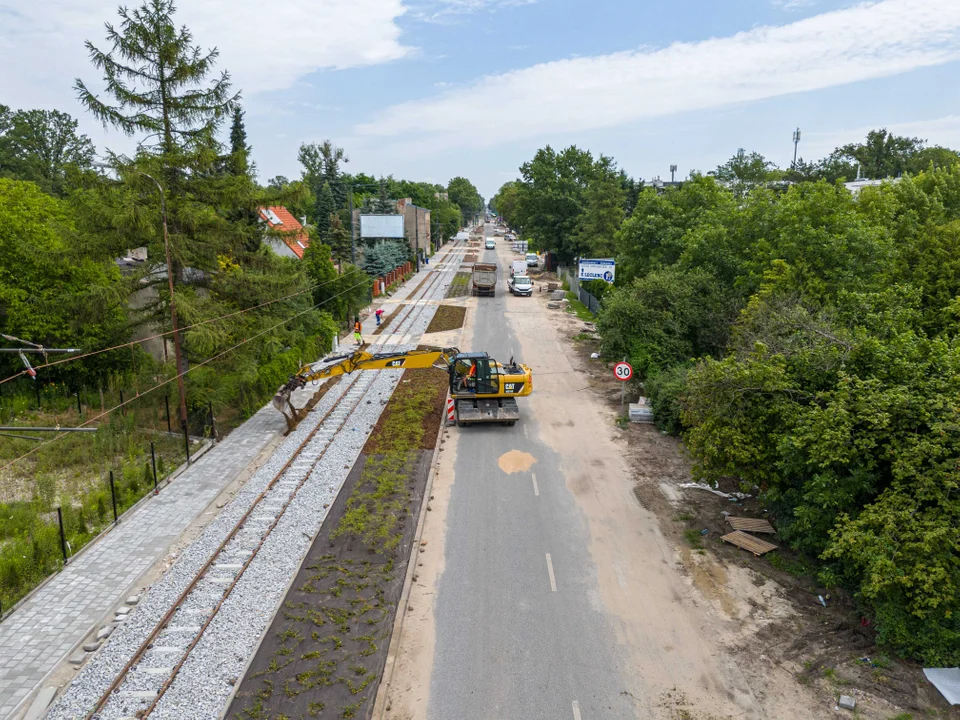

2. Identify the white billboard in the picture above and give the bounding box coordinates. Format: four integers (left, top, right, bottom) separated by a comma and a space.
360, 214, 405, 239
578, 258, 616, 283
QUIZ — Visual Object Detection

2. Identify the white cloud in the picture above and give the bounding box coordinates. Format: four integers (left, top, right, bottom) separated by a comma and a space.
772, 0, 819, 10
356, 0, 960, 146
0, 0, 411, 110
410, 0, 535, 24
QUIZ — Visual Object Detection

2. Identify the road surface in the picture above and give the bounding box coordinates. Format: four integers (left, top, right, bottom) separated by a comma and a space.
426, 229, 639, 719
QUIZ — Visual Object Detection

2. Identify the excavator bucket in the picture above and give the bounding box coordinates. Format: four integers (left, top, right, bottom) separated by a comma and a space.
273, 376, 306, 432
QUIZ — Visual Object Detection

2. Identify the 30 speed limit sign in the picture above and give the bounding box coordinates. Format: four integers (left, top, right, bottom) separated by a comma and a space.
613, 361, 633, 381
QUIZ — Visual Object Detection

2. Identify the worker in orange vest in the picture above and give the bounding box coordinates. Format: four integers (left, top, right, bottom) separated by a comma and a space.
353, 319, 362, 346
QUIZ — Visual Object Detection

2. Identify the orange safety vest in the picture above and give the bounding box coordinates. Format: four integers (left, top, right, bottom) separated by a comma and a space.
354, 322, 361, 333
468, 363, 476, 377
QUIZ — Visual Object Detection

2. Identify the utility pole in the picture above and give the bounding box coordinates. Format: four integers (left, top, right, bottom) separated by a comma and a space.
792, 128, 802, 169
141, 171, 189, 448
347, 183, 356, 264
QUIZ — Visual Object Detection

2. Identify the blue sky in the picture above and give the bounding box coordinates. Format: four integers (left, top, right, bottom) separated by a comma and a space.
3, 0, 960, 199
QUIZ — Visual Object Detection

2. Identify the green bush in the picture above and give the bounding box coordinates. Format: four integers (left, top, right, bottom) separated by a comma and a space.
644, 363, 692, 435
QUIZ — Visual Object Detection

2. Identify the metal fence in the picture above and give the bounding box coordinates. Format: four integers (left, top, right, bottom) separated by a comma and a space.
558, 267, 601, 315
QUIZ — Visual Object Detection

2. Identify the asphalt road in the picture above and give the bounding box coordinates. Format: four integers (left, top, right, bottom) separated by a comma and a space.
428, 226, 639, 719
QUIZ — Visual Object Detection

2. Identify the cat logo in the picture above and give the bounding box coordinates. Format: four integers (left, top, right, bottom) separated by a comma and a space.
504, 382, 524, 394
387, 359, 406, 368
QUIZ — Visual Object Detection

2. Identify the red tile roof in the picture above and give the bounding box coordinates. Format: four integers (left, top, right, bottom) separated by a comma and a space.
260, 206, 310, 259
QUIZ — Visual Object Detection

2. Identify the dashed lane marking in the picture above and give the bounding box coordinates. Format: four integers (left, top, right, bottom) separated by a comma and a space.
545, 553, 557, 592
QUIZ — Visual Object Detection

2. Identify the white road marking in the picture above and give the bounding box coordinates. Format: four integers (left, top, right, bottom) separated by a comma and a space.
572, 700, 583, 720
545, 553, 557, 592
532, 472, 539, 497
523, 424, 529, 438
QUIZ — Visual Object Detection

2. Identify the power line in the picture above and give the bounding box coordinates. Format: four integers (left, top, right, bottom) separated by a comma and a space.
0, 277, 371, 473
0, 272, 360, 387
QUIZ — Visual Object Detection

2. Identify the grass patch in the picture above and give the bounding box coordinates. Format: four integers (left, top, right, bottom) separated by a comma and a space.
565, 292, 594, 320
0, 415, 198, 612
767, 551, 816, 578
682, 528, 704, 548
334, 369, 446, 552
425, 305, 466, 334
446, 272, 471, 298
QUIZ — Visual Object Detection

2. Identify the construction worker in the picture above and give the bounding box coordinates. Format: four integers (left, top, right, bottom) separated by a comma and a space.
375, 308, 384, 326
354, 319, 362, 346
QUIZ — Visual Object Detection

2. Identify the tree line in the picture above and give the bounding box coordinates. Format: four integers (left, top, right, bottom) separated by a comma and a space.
496, 136, 960, 664
0, 0, 482, 425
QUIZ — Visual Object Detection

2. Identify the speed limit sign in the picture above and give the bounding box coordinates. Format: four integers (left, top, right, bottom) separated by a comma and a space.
613, 361, 633, 381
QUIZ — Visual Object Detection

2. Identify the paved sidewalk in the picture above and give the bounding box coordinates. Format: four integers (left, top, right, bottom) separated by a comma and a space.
0, 404, 292, 719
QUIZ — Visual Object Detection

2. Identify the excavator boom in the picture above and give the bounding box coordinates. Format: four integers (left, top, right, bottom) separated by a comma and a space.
272, 347, 460, 429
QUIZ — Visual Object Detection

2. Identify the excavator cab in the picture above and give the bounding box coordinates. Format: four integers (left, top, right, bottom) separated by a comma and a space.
448, 352, 530, 426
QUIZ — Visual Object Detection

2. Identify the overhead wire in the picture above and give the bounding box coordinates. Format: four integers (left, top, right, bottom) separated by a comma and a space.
0, 271, 360, 387
0, 277, 372, 473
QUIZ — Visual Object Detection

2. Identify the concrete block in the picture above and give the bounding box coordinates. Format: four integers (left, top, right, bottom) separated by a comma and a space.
68, 651, 86, 665
125, 595, 140, 605
628, 403, 655, 423
838, 695, 856, 710
22, 687, 57, 720
115, 606, 131, 616
82, 641, 101, 652
97, 626, 113, 640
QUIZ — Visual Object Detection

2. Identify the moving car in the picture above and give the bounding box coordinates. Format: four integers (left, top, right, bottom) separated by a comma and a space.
485, 238, 496, 249
508, 274, 533, 296
525, 252, 539, 268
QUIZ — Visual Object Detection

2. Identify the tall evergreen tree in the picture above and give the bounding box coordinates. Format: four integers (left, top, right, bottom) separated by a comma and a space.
227, 106, 250, 175
314, 182, 336, 240
76, 0, 238, 160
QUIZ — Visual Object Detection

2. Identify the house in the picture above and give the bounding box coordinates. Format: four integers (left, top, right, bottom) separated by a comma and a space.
843, 177, 901, 195
396, 198, 432, 257
260, 206, 310, 259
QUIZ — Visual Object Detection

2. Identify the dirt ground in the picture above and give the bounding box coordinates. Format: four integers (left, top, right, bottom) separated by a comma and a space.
562, 308, 959, 720
424, 306, 465, 334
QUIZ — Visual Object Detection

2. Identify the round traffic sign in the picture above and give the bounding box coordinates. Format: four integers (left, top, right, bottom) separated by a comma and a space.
613, 361, 633, 381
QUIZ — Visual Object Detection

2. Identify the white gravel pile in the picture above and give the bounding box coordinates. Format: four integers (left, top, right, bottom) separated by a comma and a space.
45, 244, 465, 720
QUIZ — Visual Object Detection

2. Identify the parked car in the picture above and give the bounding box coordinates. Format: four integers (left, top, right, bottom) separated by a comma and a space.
525, 252, 539, 268
485, 238, 496, 249
508, 274, 533, 296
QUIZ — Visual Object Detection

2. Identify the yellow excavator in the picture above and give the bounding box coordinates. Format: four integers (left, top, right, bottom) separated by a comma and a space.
273, 346, 533, 430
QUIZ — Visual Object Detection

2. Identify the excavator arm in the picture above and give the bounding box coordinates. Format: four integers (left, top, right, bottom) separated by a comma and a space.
272, 347, 460, 429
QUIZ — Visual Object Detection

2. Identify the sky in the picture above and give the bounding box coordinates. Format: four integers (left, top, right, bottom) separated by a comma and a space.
3, 0, 960, 199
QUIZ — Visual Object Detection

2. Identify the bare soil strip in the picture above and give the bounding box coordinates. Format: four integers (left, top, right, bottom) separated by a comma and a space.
228, 368, 448, 720
424, 306, 466, 334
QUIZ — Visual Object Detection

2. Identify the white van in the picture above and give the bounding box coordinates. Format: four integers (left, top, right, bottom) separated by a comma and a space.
485, 238, 496, 250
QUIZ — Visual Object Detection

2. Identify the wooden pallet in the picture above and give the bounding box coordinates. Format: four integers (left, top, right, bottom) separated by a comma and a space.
726, 516, 776, 534
720, 530, 777, 556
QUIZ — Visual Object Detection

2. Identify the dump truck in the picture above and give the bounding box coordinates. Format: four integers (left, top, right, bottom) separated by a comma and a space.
472, 262, 497, 297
